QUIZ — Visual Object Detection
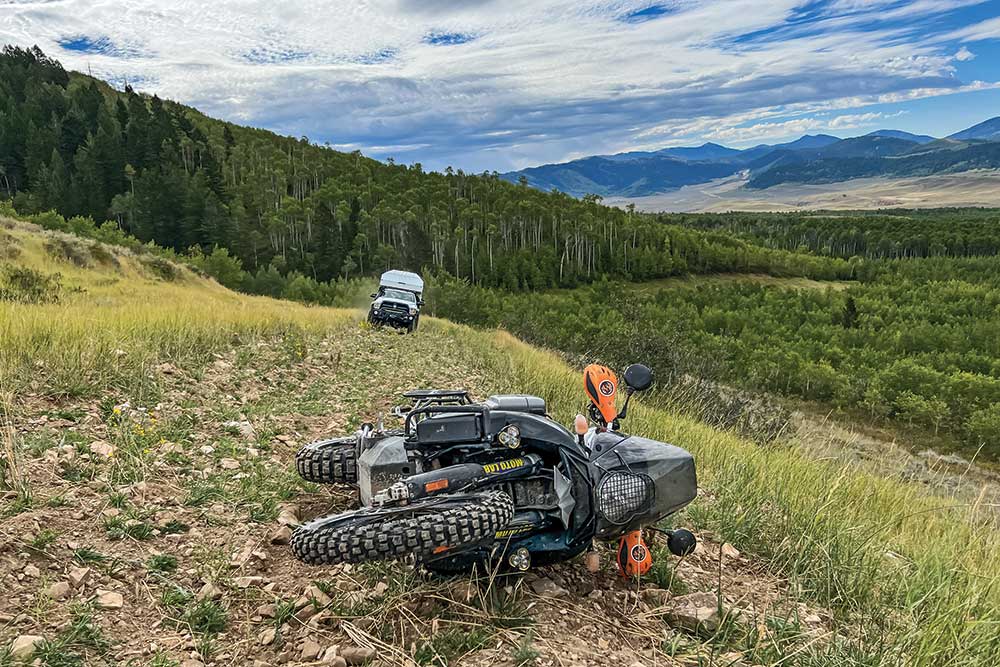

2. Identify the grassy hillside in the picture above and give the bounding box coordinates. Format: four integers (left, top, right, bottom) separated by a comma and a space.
2, 218, 1000, 666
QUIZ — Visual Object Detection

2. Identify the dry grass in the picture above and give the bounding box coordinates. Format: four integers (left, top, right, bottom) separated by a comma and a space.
0, 219, 356, 402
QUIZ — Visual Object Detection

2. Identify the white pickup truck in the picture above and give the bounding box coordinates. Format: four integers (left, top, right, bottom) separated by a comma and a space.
368, 270, 424, 332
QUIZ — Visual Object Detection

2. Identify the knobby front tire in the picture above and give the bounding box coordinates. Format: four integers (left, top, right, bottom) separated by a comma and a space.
291, 490, 514, 565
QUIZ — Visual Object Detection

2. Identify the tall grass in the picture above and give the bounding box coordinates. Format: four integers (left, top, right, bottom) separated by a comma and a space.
0, 222, 357, 402
437, 323, 1000, 666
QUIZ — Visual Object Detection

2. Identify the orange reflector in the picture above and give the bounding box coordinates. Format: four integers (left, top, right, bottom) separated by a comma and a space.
433, 545, 450, 554
425, 479, 449, 493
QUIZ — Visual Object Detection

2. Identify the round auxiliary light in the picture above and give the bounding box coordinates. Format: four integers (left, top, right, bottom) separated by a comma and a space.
508, 547, 531, 571
497, 424, 521, 449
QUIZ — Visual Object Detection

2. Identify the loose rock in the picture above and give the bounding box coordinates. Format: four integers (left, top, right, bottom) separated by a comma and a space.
196, 582, 222, 601
663, 591, 721, 633
234, 576, 265, 588
323, 652, 347, 667
10, 635, 44, 659
641, 587, 671, 606
277, 505, 300, 527
299, 638, 322, 661
529, 576, 569, 598
302, 584, 332, 607
270, 525, 293, 544
223, 420, 256, 440
96, 590, 124, 610
68, 566, 91, 588
89, 440, 116, 457
340, 646, 376, 665
46, 581, 72, 600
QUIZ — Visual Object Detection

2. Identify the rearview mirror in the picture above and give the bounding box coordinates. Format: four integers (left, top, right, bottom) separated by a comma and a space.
623, 364, 653, 392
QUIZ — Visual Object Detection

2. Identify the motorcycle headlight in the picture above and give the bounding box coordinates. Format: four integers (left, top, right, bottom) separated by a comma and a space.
597, 472, 653, 525
497, 424, 521, 449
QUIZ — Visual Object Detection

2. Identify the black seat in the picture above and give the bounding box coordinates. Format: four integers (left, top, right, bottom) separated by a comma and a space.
485, 394, 547, 415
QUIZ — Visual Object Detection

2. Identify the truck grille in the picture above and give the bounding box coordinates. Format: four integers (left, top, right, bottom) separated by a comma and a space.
596, 472, 653, 525
381, 302, 409, 315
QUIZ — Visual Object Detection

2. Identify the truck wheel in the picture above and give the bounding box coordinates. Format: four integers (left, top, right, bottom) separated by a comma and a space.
295, 437, 358, 484
291, 490, 514, 565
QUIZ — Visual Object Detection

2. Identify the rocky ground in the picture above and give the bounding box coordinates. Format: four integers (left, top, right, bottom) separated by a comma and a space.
2, 325, 833, 667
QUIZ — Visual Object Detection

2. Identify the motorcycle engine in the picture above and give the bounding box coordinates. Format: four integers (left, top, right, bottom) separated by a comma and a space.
357, 436, 418, 506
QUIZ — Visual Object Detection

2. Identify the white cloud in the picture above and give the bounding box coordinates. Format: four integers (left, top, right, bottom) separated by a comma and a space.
0, 0, 993, 171
955, 46, 976, 61
701, 112, 892, 144
944, 16, 1000, 42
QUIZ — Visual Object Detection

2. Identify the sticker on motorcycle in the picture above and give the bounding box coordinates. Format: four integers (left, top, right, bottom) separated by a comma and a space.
495, 524, 535, 539
483, 458, 525, 474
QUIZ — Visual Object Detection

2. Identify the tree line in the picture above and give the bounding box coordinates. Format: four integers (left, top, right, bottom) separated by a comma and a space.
667, 210, 1000, 260
1, 46, 853, 293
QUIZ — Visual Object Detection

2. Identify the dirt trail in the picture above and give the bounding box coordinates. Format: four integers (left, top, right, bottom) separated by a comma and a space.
2, 327, 832, 667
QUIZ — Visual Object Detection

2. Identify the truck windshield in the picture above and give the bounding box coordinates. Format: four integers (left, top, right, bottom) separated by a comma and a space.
382, 289, 416, 303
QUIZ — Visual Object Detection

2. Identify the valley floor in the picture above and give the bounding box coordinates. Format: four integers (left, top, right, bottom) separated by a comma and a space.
606, 169, 1000, 213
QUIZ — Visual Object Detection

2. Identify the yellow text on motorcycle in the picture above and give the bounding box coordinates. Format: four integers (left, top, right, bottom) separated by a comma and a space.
483, 458, 525, 473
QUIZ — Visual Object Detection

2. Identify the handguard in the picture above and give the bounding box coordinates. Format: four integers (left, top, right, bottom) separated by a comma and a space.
616, 529, 652, 577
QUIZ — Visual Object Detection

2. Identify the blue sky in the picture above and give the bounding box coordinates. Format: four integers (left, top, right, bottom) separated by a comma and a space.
2, 1, 1000, 172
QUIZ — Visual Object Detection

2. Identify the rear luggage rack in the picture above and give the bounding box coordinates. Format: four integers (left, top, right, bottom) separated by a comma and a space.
402, 389, 472, 407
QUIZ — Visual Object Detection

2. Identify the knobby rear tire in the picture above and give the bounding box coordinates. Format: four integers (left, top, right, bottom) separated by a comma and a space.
295, 438, 358, 484
291, 490, 514, 566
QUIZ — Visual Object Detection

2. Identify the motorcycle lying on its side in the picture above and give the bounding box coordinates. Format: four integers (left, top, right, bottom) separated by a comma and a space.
290, 363, 698, 575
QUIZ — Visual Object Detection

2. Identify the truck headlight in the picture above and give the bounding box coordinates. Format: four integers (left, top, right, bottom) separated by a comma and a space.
373, 309, 380, 314
409, 307, 417, 315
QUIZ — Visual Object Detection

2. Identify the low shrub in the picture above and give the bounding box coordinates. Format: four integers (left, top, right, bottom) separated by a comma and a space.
44, 235, 92, 267
141, 255, 181, 281
0, 265, 61, 304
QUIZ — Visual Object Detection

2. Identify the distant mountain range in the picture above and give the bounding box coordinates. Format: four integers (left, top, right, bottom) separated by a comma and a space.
502, 117, 1000, 197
